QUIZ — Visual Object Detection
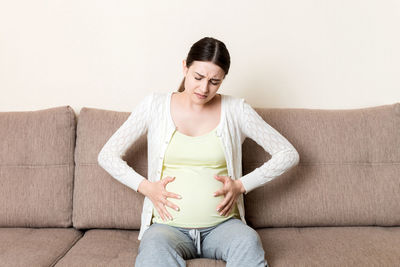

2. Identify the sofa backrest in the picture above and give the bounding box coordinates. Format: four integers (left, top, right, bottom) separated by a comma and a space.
244, 102, 400, 228
0, 106, 75, 227
72, 108, 146, 229
72, 102, 400, 230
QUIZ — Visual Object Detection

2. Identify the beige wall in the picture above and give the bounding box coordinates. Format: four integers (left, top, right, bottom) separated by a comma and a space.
0, 0, 399, 114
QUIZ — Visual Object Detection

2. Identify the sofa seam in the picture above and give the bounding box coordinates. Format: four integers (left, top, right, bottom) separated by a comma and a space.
0, 163, 73, 168
48, 231, 84, 267
68, 107, 75, 228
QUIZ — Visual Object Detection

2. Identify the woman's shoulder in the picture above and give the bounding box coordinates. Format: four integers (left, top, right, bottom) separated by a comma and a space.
221, 93, 245, 107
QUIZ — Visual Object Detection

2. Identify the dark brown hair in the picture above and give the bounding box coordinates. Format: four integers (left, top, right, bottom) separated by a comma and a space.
177, 37, 231, 92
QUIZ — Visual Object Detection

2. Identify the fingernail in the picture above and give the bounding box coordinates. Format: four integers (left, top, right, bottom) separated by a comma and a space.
175, 207, 179, 211
178, 195, 182, 199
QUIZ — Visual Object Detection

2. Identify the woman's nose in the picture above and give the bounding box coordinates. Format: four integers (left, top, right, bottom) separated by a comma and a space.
199, 80, 209, 93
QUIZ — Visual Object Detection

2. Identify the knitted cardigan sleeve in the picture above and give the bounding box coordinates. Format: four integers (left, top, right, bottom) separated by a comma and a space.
238, 99, 300, 195
97, 92, 154, 192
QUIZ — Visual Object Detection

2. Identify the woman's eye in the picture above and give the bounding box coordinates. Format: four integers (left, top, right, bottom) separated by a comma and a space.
195, 77, 218, 85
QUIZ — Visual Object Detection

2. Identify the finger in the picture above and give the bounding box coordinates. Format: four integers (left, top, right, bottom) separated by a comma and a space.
216, 192, 231, 212
161, 176, 173, 183
157, 198, 169, 220
213, 190, 222, 197
157, 198, 174, 220
222, 192, 236, 214
161, 177, 175, 188
221, 196, 236, 216
164, 176, 176, 185
156, 207, 166, 221
225, 203, 234, 216
165, 199, 180, 212
157, 204, 169, 221
167, 191, 182, 199
161, 205, 173, 220
214, 175, 225, 182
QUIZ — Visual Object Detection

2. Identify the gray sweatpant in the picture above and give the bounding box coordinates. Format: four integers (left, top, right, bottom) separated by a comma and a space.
135, 217, 268, 267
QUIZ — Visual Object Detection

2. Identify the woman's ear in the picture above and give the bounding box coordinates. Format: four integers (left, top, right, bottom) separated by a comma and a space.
182, 59, 188, 76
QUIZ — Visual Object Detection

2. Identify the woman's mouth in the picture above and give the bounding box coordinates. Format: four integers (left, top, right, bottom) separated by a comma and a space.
195, 93, 207, 99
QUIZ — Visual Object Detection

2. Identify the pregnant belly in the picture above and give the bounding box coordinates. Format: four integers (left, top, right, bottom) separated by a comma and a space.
152, 168, 239, 227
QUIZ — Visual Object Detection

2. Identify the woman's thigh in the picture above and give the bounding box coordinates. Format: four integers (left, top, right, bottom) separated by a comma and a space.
138, 223, 198, 260
200, 218, 266, 266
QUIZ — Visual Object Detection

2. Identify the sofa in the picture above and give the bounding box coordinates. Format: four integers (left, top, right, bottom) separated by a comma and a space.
1, 100, 399, 267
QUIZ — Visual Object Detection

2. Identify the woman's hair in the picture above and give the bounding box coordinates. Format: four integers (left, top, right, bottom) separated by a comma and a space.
177, 37, 231, 92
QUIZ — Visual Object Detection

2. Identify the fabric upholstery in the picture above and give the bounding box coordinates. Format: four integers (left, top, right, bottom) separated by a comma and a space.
0, 106, 76, 227
55, 226, 400, 266
72, 108, 145, 229
257, 226, 400, 266
244, 102, 400, 228
0, 227, 82, 266
54, 229, 227, 267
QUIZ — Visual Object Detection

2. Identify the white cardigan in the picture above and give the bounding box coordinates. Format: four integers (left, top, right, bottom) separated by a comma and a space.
98, 91, 300, 240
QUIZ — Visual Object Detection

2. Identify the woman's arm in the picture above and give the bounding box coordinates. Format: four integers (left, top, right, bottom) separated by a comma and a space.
238, 99, 300, 195
97, 92, 154, 193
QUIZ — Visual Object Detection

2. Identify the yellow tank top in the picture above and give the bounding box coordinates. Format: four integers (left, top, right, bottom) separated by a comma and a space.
151, 126, 240, 228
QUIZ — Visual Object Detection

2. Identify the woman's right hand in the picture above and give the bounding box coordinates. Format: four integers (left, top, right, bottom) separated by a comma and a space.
137, 176, 182, 221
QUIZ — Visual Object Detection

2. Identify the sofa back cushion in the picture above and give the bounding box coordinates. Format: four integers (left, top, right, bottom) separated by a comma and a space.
72, 108, 145, 229
244, 102, 400, 228
0, 106, 75, 227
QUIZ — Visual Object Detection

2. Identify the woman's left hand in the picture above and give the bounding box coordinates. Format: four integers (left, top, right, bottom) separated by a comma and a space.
213, 175, 246, 216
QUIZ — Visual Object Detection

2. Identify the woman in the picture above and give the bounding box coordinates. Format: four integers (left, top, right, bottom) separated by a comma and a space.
98, 37, 300, 267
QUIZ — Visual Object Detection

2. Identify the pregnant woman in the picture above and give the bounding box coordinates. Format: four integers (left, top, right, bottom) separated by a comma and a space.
97, 37, 300, 267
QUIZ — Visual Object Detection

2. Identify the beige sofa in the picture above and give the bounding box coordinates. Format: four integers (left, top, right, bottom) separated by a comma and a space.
1, 101, 399, 267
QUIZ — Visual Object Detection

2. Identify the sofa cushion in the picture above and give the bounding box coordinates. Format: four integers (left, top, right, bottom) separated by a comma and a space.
0, 227, 82, 266
0, 106, 76, 227
243, 102, 400, 228
72, 108, 146, 229
54, 229, 141, 266
258, 226, 400, 266
53, 226, 400, 266
54, 229, 227, 267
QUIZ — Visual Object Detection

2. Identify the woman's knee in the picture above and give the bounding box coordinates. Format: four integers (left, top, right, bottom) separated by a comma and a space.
139, 224, 179, 251
232, 225, 263, 248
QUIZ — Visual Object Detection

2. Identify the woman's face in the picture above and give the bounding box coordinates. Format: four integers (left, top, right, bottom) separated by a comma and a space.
182, 60, 225, 105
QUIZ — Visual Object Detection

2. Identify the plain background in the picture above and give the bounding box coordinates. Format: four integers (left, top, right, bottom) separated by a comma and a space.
0, 0, 399, 114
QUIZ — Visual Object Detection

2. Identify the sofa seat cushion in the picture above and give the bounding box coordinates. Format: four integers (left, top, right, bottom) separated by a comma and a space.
54, 229, 227, 266
0, 227, 82, 266
258, 226, 400, 266
54, 226, 400, 266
